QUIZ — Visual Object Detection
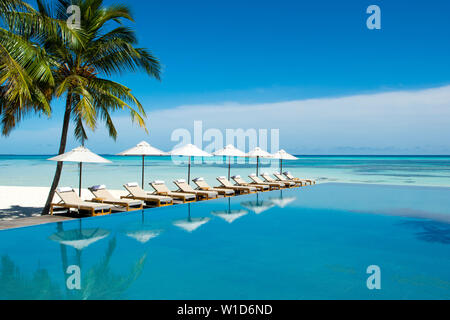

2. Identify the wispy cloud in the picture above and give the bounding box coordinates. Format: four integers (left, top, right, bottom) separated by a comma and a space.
2, 86, 450, 154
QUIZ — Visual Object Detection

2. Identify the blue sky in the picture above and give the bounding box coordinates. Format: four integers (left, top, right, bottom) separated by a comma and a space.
1, 0, 450, 154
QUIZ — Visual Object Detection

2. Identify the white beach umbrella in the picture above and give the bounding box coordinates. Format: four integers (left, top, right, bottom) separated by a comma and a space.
48, 146, 111, 197
246, 147, 273, 176
213, 144, 246, 180
117, 141, 167, 188
169, 144, 212, 183
272, 149, 298, 174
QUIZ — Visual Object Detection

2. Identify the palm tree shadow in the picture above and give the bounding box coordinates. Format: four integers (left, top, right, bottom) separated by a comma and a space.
401, 220, 450, 245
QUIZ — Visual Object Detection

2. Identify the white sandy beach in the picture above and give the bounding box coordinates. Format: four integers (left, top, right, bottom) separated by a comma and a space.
0, 186, 128, 221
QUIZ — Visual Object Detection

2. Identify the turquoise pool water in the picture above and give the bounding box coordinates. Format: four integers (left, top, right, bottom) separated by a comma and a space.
1, 183, 450, 299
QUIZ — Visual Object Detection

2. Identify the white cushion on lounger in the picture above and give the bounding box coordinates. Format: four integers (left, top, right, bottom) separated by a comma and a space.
91, 185, 106, 191
126, 182, 139, 187
152, 180, 165, 185
232, 175, 241, 178
283, 171, 291, 175
193, 177, 204, 182
58, 187, 73, 193
249, 173, 257, 177
175, 179, 186, 183
262, 172, 270, 175
218, 176, 226, 179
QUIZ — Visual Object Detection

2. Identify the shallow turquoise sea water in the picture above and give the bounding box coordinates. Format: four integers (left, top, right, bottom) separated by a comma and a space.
0, 183, 450, 299
1, 155, 450, 188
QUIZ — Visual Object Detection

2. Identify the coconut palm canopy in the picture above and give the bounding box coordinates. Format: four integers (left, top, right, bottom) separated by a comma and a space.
213, 145, 246, 179
6, 0, 163, 215
118, 141, 167, 188
169, 144, 212, 183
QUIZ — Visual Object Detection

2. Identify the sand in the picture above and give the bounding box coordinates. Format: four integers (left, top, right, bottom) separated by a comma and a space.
0, 186, 128, 221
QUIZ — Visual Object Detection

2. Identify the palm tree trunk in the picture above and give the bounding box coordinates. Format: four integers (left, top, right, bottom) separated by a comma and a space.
42, 94, 72, 215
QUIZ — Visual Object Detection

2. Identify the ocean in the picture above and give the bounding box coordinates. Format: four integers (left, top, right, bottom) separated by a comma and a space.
0, 155, 449, 190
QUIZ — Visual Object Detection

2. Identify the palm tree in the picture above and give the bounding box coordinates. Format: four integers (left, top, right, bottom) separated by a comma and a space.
34, 0, 161, 215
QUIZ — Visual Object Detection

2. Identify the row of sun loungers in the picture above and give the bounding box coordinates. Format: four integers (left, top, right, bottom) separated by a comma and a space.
50, 172, 314, 216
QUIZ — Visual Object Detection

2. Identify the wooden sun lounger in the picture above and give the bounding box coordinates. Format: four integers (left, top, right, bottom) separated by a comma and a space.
283, 172, 315, 185
88, 185, 144, 211
173, 179, 218, 200
149, 181, 196, 203
122, 183, 173, 207
192, 178, 235, 197
231, 175, 270, 192
248, 174, 283, 190
273, 173, 303, 187
51, 188, 112, 216
261, 173, 296, 188
216, 176, 257, 194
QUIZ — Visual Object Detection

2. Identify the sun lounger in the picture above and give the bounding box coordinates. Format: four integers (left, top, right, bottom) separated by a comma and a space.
283, 171, 315, 185
173, 179, 218, 200
231, 175, 269, 192
261, 173, 296, 188
193, 177, 235, 197
149, 181, 196, 203
122, 182, 173, 207
51, 187, 112, 216
273, 173, 303, 187
88, 185, 144, 211
248, 173, 283, 190
216, 176, 257, 194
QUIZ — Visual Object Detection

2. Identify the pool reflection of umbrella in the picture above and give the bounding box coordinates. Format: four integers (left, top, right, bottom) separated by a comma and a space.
117, 141, 167, 189
49, 227, 110, 250
173, 203, 210, 232
126, 230, 162, 244
48, 146, 111, 197
241, 193, 275, 214
169, 144, 212, 184
271, 149, 298, 174
269, 190, 296, 208
123, 211, 164, 244
246, 147, 273, 177
213, 145, 246, 180
211, 197, 248, 223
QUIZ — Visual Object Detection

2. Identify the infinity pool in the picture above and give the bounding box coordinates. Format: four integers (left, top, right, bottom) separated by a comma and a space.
1, 183, 450, 299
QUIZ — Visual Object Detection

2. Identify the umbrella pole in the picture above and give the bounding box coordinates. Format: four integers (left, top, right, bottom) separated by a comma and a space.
256, 156, 259, 176
79, 162, 82, 197
142, 155, 145, 189
228, 156, 231, 180
188, 156, 191, 184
